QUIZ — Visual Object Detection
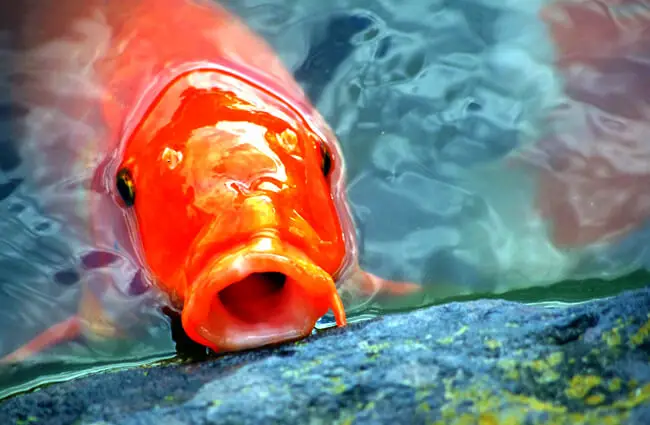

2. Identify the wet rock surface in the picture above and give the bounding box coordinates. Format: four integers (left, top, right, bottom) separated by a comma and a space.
1, 287, 650, 425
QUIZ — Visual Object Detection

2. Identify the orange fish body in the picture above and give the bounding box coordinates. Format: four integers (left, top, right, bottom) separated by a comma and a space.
3, 0, 419, 361
524, 0, 650, 248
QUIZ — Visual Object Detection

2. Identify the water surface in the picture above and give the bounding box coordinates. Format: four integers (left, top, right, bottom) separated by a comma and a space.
2, 0, 650, 399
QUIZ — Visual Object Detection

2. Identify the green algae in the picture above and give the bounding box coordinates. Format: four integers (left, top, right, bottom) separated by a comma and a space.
418, 401, 432, 413
565, 375, 602, 399
15, 416, 38, 425
599, 312, 650, 351
601, 327, 622, 348
433, 376, 566, 425
333, 400, 379, 425
280, 354, 333, 379
630, 315, 650, 346
329, 377, 348, 395
430, 374, 650, 425
358, 341, 391, 355
608, 378, 622, 392
497, 359, 520, 381
585, 394, 605, 406
497, 350, 564, 385
476, 322, 649, 425
484, 338, 501, 350
357, 340, 391, 361
436, 336, 455, 345
437, 325, 469, 345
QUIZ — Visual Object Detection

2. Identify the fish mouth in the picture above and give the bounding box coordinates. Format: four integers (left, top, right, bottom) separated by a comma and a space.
181, 236, 346, 352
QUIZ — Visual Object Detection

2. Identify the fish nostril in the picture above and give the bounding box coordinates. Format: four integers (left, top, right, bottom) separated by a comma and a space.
226, 175, 284, 195
255, 180, 282, 192
250, 175, 285, 193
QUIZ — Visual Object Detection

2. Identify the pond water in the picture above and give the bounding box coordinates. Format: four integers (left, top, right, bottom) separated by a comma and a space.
2, 0, 650, 399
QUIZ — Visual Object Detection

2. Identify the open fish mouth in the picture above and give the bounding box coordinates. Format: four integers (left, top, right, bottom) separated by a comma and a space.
217, 271, 288, 325
181, 236, 346, 352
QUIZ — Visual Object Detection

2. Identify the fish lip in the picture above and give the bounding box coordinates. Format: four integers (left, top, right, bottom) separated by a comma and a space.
181, 236, 345, 352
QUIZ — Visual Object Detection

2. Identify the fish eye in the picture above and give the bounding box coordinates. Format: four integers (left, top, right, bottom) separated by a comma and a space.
319, 141, 333, 177
116, 168, 136, 207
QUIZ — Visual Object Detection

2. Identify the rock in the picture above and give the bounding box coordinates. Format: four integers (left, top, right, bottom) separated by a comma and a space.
1, 287, 650, 425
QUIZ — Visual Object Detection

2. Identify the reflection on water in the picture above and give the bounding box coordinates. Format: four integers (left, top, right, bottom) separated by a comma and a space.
2, 0, 650, 399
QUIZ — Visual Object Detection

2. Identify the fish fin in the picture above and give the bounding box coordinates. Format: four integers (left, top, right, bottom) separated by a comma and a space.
0, 316, 82, 364
358, 270, 422, 297
340, 264, 422, 302
77, 284, 124, 340
0, 286, 124, 364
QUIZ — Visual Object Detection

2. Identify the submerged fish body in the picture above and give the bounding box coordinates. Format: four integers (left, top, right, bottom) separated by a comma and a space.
521, 0, 650, 248
2, 0, 419, 361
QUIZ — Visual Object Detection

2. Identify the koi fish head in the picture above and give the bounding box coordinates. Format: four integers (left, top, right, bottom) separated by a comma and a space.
111, 70, 351, 352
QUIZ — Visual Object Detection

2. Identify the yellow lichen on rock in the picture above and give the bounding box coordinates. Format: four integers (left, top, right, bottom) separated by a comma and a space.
565, 375, 602, 399
630, 315, 650, 346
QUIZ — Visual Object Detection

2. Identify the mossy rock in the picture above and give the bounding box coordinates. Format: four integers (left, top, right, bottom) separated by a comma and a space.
1, 287, 649, 425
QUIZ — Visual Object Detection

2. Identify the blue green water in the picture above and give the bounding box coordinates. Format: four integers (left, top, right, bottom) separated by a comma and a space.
2, 0, 650, 400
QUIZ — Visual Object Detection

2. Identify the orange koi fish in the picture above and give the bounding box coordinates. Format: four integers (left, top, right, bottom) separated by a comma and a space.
520, 0, 650, 247
2, 0, 419, 362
